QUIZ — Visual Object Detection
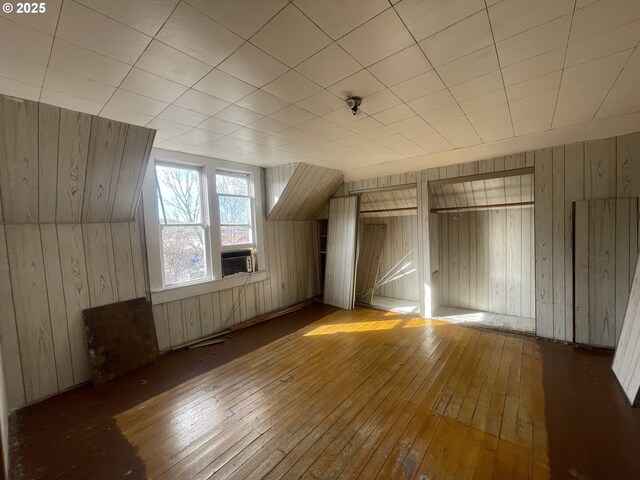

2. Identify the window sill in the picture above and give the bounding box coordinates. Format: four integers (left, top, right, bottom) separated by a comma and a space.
150, 270, 269, 305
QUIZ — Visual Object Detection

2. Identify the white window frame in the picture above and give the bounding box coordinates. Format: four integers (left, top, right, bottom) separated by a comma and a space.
215, 170, 255, 251
143, 149, 267, 304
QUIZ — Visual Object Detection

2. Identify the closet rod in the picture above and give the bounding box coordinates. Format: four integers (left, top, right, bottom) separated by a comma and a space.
431, 201, 533, 214
360, 206, 418, 214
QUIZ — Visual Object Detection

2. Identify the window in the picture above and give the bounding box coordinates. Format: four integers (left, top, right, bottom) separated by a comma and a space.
155, 164, 208, 286
143, 150, 266, 302
216, 172, 253, 247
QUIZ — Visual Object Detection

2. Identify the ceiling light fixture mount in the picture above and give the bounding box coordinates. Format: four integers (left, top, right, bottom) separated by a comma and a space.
346, 96, 362, 115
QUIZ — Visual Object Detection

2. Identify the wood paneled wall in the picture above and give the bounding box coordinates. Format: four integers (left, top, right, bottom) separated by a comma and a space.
534, 133, 640, 342
324, 197, 359, 310
0, 95, 154, 224
355, 224, 386, 304
0, 214, 148, 409
362, 216, 420, 302
438, 207, 535, 318
574, 198, 639, 347
613, 253, 640, 406
0, 341, 8, 479
267, 163, 343, 220
265, 163, 297, 214
151, 220, 320, 350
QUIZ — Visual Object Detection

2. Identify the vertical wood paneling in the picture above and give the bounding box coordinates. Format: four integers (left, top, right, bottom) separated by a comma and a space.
617, 133, 640, 197
82, 223, 118, 306
56, 110, 92, 223
585, 138, 616, 200
57, 224, 91, 384
82, 117, 127, 222
324, 197, 358, 309
534, 148, 553, 337
38, 104, 59, 223
181, 297, 201, 343
151, 304, 168, 352
0, 97, 39, 223
110, 222, 136, 302
40, 225, 74, 391
5, 225, 58, 402
552, 146, 566, 340
355, 224, 386, 304
0, 226, 26, 409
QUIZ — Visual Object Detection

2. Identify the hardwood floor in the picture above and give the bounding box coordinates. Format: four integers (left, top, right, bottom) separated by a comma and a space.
10, 305, 548, 479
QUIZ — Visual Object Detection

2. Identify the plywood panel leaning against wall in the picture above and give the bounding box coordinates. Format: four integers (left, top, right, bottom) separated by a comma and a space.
0, 94, 155, 408
355, 224, 386, 304
574, 198, 639, 348
268, 163, 343, 220
324, 197, 359, 310
613, 253, 640, 406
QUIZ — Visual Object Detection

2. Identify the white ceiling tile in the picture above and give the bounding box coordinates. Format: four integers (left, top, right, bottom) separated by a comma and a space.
43, 68, 115, 103
136, 40, 212, 86
328, 69, 385, 99
408, 89, 457, 114
157, 2, 243, 66
501, 48, 566, 86
215, 104, 264, 125
395, 0, 485, 41
49, 39, 131, 87
617, 64, 640, 87
100, 105, 154, 126
488, 0, 574, 42
236, 89, 289, 115
413, 131, 453, 153
420, 11, 493, 67
390, 70, 446, 102
368, 45, 433, 87
201, 136, 250, 152
400, 123, 442, 140
249, 116, 290, 133
360, 89, 403, 115
496, 15, 572, 67
147, 118, 192, 136
167, 128, 223, 146
198, 116, 243, 134
158, 105, 209, 126
217, 42, 288, 87
174, 89, 230, 116
121, 68, 187, 103
419, 103, 465, 123
276, 126, 314, 141
185, 0, 288, 39
459, 89, 507, 114
193, 69, 255, 103
509, 89, 558, 115
506, 71, 562, 101
562, 49, 632, 85
295, 89, 344, 116
345, 116, 384, 134
56, 0, 151, 65
511, 104, 554, 135
0, 53, 46, 86
262, 70, 322, 103
293, 0, 389, 40
76, 0, 179, 37
295, 44, 362, 88
0, 17, 53, 65
0, 77, 41, 101
565, 19, 640, 67
250, 5, 331, 68
107, 89, 169, 116
228, 127, 270, 142
553, 102, 600, 128
389, 115, 429, 133
448, 70, 503, 102
269, 105, 316, 125
338, 9, 414, 67
571, 0, 640, 42
0, 0, 61, 35
40, 89, 104, 115
322, 107, 362, 126
431, 115, 481, 148
437, 46, 499, 86
558, 74, 617, 101
372, 104, 415, 124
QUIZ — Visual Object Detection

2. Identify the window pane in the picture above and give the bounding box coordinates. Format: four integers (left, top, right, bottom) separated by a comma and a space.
161, 226, 207, 284
156, 165, 202, 224
221, 226, 252, 246
219, 195, 250, 225
216, 173, 249, 195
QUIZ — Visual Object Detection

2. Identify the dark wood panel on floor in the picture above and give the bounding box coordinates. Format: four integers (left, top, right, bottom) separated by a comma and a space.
9, 305, 640, 479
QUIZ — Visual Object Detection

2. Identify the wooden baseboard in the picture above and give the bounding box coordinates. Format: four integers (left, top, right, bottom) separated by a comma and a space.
171, 297, 320, 351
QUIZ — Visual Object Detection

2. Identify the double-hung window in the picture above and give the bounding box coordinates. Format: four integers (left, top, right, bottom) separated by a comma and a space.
143, 150, 266, 304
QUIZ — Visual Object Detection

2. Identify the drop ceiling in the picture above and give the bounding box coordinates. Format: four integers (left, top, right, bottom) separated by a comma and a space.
1, 0, 639, 179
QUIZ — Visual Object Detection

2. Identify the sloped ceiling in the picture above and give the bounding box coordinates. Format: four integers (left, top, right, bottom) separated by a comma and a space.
267, 162, 343, 220
360, 188, 417, 218
0, 1, 639, 179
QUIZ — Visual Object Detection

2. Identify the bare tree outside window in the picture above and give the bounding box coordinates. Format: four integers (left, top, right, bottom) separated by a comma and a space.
156, 165, 207, 285
217, 172, 253, 246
